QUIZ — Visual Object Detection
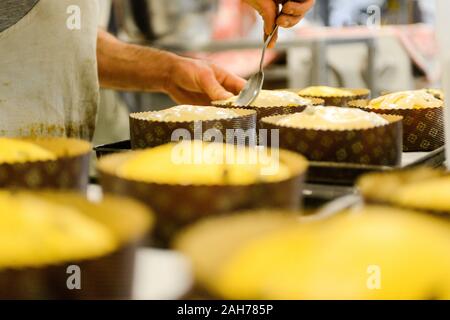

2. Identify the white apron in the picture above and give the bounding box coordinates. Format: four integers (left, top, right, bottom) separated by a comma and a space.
0, 0, 99, 140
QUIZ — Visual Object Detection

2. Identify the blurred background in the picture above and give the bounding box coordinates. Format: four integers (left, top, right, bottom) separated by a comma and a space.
94, 0, 440, 145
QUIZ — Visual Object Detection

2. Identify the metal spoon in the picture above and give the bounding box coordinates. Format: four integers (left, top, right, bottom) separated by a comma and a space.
299, 194, 364, 223
235, 0, 306, 106
234, 25, 279, 107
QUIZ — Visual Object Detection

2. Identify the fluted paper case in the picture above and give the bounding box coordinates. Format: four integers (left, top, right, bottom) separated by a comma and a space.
130, 108, 257, 149
349, 99, 444, 152
97, 148, 308, 245
0, 138, 91, 192
260, 114, 403, 166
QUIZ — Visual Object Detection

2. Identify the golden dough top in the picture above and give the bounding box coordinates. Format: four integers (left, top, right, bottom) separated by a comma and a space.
369, 90, 443, 109
215, 90, 312, 108
0, 192, 117, 268
276, 106, 388, 130
117, 141, 296, 186
0, 138, 56, 164
298, 86, 354, 97
138, 105, 240, 122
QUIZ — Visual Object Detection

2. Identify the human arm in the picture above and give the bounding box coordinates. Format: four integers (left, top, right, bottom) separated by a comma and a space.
97, 30, 246, 104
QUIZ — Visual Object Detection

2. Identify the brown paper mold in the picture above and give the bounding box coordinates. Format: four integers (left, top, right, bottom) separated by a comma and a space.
97, 143, 308, 245
0, 137, 91, 192
348, 99, 444, 152
130, 108, 257, 149
260, 113, 403, 166
212, 98, 324, 128
357, 167, 450, 220
298, 88, 370, 107
0, 191, 153, 299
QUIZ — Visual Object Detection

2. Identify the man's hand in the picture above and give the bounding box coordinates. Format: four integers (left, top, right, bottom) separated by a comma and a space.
97, 30, 245, 105
163, 56, 246, 105
244, 0, 315, 47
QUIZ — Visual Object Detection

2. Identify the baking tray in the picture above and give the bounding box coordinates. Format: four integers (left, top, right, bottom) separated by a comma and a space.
94, 140, 131, 158
94, 141, 445, 186
306, 146, 445, 185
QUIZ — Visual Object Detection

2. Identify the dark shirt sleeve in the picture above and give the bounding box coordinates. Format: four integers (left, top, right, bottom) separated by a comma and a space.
0, 0, 40, 33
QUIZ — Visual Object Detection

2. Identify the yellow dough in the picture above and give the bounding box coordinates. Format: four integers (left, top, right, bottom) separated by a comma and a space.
39, 193, 153, 244
216, 90, 312, 108
357, 168, 448, 206
392, 176, 450, 212
215, 206, 450, 300
0, 191, 117, 268
118, 141, 293, 185
369, 90, 442, 109
276, 106, 388, 130
424, 89, 444, 100
174, 210, 301, 288
139, 105, 240, 122
0, 138, 56, 164
298, 86, 354, 97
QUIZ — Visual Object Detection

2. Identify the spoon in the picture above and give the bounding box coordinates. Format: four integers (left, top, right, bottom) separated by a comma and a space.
235, 0, 305, 106
234, 25, 279, 107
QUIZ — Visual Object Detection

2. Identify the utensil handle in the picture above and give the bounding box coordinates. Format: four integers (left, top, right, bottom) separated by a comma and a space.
260, 25, 279, 70
260, 0, 306, 70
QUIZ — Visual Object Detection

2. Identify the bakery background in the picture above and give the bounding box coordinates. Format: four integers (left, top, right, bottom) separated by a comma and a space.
1, 0, 450, 301
93, 0, 450, 299
94, 0, 440, 145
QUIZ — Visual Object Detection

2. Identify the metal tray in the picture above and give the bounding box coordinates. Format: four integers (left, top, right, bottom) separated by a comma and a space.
307, 147, 445, 185
94, 140, 131, 159
94, 141, 445, 186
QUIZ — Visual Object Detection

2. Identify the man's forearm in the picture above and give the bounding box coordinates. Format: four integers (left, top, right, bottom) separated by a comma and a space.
97, 29, 176, 92
96, 29, 246, 105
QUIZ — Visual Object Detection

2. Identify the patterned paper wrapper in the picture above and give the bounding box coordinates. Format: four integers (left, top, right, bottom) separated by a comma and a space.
0, 192, 153, 300
348, 99, 444, 152
0, 243, 138, 300
97, 150, 308, 246
260, 114, 403, 166
0, 138, 91, 192
130, 108, 257, 149
298, 88, 370, 107
212, 98, 324, 129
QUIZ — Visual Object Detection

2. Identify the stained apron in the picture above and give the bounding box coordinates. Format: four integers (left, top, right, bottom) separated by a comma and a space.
0, 0, 99, 140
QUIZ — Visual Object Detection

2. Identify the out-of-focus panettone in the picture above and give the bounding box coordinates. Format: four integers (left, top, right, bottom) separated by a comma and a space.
358, 168, 450, 215
0, 137, 92, 191
0, 138, 56, 164
212, 207, 450, 300
174, 210, 302, 289
0, 191, 153, 268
